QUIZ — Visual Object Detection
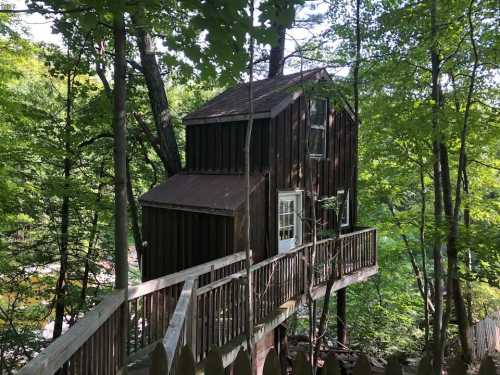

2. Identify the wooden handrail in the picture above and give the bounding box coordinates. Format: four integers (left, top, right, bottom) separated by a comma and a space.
18, 290, 125, 375
20, 228, 376, 375
162, 278, 196, 373
196, 238, 333, 296
340, 227, 374, 237
128, 251, 246, 300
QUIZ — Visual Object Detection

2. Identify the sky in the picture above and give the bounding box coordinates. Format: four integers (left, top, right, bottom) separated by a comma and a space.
11, 0, 63, 45
9, 0, 338, 76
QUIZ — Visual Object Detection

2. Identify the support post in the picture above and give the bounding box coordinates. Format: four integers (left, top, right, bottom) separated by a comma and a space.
188, 279, 198, 361
303, 247, 309, 294
338, 238, 344, 278
337, 287, 347, 346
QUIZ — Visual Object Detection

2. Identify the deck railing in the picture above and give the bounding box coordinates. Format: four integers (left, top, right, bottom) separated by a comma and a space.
19, 228, 377, 375
191, 228, 377, 364
18, 251, 247, 375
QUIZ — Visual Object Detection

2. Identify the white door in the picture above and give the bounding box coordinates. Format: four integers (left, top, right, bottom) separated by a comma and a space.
278, 191, 302, 253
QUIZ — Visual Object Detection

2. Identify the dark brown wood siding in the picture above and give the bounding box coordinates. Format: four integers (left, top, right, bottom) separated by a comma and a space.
267, 95, 357, 255
234, 176, 268, 262
141, 178, 268, 280
141, 207, 234, 281
185, 119, 270, 174
142, 93, 357, 280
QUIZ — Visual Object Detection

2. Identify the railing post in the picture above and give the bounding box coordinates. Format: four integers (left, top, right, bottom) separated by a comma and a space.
303, 247, 309, 294
338, 238, 344, 278
210, 265, 215, 283
187, 279, 198, 361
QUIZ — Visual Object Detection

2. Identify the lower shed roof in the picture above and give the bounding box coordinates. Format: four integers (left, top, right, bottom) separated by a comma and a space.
139, 173, 265, 216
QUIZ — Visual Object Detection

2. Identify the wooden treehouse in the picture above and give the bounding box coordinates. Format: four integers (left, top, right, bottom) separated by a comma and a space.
19, 68, 378, 375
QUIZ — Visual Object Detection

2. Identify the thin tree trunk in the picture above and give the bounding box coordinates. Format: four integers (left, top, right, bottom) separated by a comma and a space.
126, 158, 143, 269
131, 6, 181, 177
419, 164, 431, 347
386, 201, 435, 312
353, 0, 361, 121
352, 0, 361, 227
244, 0, 255, 362
53, 61, 73, 341
113, 8, 129, 372
429, 0, 446, 372
463, 157, 473, 325
301, 62, 318, 369
79, 194, 101, 311
442, 0, 478, 362
337, 288, 347, 345
70, 164, 106, 326
313, 195, 347, 365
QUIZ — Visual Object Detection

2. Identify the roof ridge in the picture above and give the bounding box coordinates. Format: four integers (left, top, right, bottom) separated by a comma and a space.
184, 67, 328, 124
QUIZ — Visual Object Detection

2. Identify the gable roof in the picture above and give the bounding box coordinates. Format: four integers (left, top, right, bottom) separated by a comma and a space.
139, 173, 265, 216
184, 68, 330, 125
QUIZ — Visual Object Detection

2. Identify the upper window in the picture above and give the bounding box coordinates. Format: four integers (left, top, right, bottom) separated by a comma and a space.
337, 190, 350, 228
309, 98, 327, 158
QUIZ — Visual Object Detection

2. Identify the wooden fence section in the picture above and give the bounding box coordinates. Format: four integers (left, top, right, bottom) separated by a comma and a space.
164, 345, 498, 375
19, 227, 377, 375
18, 252, 247, 375
18, 290, 126, 375
185, 228, 377, 364
127, 251, 247, 361
468, 311, 500, 361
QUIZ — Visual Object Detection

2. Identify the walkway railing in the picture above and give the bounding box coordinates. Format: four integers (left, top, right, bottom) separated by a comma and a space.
19, 228, 377, 375
19, 251, 247, 375
190, 228, 377, 364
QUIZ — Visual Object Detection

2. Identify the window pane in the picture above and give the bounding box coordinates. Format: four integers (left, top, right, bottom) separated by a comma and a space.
337, 191, 349, 226
309, 128, 324, 156
311, 99, 326, 126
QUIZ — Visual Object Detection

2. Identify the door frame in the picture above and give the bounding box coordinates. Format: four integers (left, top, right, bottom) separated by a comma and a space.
277, 190, 303, 253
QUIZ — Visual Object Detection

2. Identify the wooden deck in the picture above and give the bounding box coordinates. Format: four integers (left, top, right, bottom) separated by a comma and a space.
18, 227, 377, 375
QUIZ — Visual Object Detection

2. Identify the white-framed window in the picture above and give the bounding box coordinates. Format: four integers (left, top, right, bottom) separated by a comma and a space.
309, 98, 327, 158
337, 189, 350, 228
278, 191, 303, 253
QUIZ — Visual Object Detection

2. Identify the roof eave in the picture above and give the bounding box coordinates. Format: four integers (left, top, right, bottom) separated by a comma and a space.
139, 200, 235, 216
182, 68, 359, 125
183, 111, 271, 125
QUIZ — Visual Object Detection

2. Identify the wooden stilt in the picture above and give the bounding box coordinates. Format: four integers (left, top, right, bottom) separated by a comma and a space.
337, 287, 347, 346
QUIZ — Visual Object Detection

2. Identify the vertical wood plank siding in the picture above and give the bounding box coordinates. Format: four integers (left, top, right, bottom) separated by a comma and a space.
185, 119, 270, 174
142, 208, 235, 281
267, 95, 358, 255
142, 93, 357, 281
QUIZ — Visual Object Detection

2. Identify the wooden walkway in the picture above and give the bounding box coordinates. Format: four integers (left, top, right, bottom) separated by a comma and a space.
18, 227, 377, 375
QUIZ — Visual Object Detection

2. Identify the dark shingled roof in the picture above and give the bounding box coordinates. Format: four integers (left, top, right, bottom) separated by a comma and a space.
139, 173, 265, 215
184, 68, 329, 125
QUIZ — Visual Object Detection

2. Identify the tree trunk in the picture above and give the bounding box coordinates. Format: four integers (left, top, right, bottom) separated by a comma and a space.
463, 157, 473, 325
131, 7, 181, 177
440, 143, 472, 362
313, 195, 347, 365
268, 3, 286, 78
53, 65, 73, 340
244, 0, 255, 362
126, 158, 143, 269
386, 200, 435, 313
113, 8, 129, 372
351, 0, 361, 227
337, 288, 347, 346
429, 0, 445, 372
419, 164, 431, 347
441, 1, 478, 361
